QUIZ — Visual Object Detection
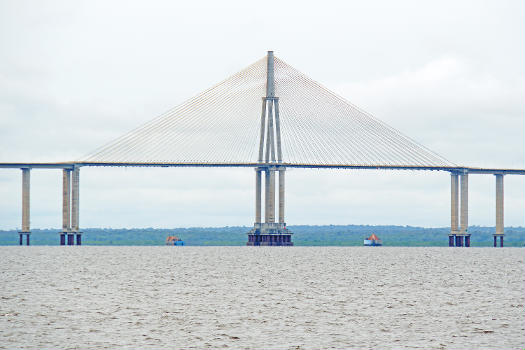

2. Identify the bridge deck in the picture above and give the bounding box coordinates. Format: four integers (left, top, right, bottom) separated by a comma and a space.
0, 162, 523, 175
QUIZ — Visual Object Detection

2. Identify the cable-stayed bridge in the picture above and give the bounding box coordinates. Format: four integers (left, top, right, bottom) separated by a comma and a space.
1, 51, 523, 246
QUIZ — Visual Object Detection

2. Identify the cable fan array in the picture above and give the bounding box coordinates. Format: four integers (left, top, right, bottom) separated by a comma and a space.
81, 55, 454, 168
83, 58, 267, 164
274, 58, 453, 167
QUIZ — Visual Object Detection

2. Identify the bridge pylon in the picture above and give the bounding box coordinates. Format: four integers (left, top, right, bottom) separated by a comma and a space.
247, 51, 293, 246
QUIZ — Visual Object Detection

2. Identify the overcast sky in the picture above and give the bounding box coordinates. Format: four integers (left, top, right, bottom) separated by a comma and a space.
0, 0, 523, 230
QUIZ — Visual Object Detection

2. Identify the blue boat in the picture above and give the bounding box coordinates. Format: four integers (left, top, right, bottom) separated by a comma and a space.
166, 236, 184, 246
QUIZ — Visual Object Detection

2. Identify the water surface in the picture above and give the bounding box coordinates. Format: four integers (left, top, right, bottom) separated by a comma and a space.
1, 247, 524, 349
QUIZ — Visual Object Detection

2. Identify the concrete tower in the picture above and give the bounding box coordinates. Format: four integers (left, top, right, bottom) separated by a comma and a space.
247, 51, 293, 246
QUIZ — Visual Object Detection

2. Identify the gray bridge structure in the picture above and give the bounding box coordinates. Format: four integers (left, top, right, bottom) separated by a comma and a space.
2, 51, 523, 246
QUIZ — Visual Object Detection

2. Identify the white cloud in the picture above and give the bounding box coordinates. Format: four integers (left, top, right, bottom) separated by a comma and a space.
334, 55, 524, 168
0, 0, 523, 229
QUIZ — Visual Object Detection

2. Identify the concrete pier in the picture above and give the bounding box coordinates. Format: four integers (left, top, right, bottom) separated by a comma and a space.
460, 173, 468, 234
249, 166, 291, 245
268, 169, 275, 223
71, 167, 81, 245
71, 167, 79, 231
449, 173, 459, 246
493, 174, 504, 247
449, 172, 470, 247
62, 169, 71, 230
18, 168, 31, 245
22, 168, 30, 231
255, 169, 262, 223
59, 167, 81, 246
279, 169, 285, 224
450, 172, 471, 247
264, 169, 271, 222
457, 172, 471, 246
60, 169, 71, 245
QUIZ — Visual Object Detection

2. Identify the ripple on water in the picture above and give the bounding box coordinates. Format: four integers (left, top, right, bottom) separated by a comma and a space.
0, 246, 524, 350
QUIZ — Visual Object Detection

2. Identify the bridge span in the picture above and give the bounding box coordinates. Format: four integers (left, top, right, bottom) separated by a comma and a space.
2, 51, 523, 246
2, 161, 523, 247
2, 162, 524, 175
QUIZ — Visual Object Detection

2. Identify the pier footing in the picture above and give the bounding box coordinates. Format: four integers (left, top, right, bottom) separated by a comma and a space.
18, 232, 30, 246
451, 234, 470, 247
493, 234, 504, 247
61, 232, 82, 246
247, 223, 293, 246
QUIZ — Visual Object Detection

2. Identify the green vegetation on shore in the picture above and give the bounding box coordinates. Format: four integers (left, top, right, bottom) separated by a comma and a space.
1, 225, 524, 246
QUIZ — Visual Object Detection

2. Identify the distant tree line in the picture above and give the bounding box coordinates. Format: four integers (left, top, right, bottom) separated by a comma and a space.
1, 225, 524, 246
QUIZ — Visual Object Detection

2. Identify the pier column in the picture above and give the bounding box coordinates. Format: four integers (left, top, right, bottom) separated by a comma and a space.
460, 173, 468, 233
278, 169, 285, 224
62, 169, 71, 230
262, 166, 277, 224
22, 168, 30, 232
459, 172, 469, 246
268, 168, 275, 223
255, 169, 262, 224
449, 173, 459, 246
18, 168, 31, 245
61, 169, 71, 245
455, 235, 463, 247
494, 174, 504, 247
70, 167, 81, 245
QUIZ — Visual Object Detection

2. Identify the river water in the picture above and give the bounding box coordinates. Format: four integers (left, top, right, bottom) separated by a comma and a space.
1, 247, 524, 349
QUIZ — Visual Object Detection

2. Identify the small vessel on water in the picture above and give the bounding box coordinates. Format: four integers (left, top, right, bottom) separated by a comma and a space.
166, 236, 184, 246
364, 233, 382, 246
